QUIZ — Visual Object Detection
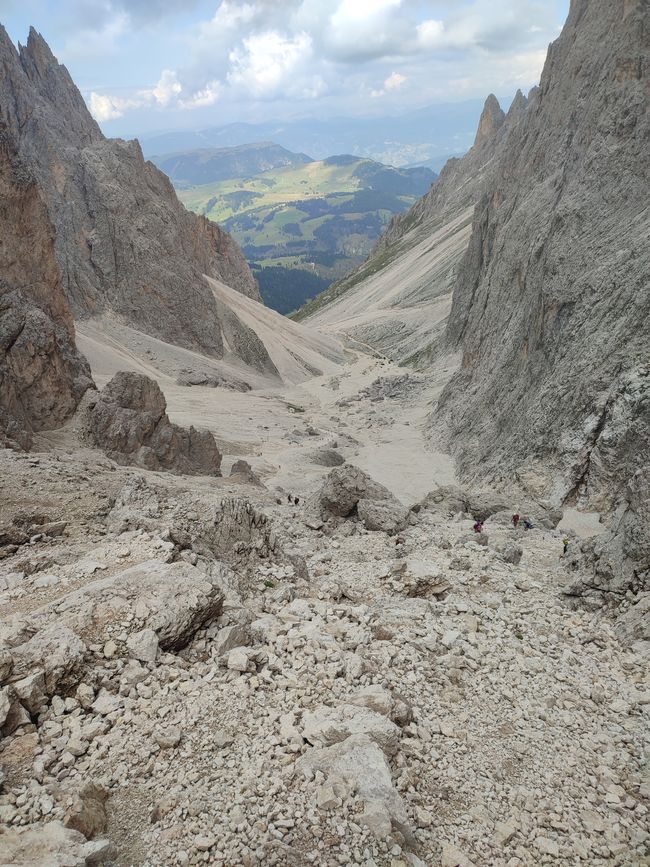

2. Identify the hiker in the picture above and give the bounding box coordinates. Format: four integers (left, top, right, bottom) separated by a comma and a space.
294, 496, 300, 506
473, 519, 484, 533
522, 517, 533, 531
512, 513, 520, 528
562, 537, 569, 555
287, 494, 294, 505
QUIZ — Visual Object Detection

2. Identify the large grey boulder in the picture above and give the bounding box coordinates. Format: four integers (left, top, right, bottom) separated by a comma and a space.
2, 561, 229, 696
85, 372, 222, 476
315, 464, 410, 534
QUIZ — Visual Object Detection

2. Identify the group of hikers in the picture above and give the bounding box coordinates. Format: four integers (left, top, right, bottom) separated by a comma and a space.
472, 511, 571, 556
472, 512, 534, 534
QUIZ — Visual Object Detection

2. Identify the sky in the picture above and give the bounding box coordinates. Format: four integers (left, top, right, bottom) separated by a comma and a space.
1, 0, 570, 136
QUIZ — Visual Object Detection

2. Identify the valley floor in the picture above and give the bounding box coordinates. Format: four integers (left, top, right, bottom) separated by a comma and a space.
0, 347, 648, 867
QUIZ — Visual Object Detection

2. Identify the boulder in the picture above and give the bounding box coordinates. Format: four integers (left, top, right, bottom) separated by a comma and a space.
3, 561, 229, 695
356, 499, 410, 535
308, 449, 345, 468
7, 625, 86, 696
229, 459, 263, 486
615, 595, 650, 647
126, 629, 159, 664
302, 704, 401, 756
0, 820, 113, 866
84, 372, 222, 476
296, 734, 412, 841
348, 685, 413, 727
63, 783, 109, 839
492, 542, 523, 565
315, 464, 410, 534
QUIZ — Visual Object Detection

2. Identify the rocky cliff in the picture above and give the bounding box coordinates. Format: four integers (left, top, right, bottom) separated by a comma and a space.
0, 27, 272, 368
438, 0, 649, 512
0, 124, 92, 449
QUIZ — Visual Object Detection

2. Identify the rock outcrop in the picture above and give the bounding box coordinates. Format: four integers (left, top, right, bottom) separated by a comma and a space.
314, 464, 410, 534
84, 372, 221, 475
565, 468, 650, 599
0, 27, 276, 370
438, 0, 650, 511
0, 125, 92, 449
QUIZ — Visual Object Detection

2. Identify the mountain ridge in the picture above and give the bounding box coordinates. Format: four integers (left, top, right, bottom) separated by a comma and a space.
0, 26, 270, 368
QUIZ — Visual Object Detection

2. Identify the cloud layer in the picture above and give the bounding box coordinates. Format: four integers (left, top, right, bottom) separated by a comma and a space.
6, 1, 567, 126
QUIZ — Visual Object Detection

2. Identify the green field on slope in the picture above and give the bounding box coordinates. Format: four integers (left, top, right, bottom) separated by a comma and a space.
177, 156, 435, 314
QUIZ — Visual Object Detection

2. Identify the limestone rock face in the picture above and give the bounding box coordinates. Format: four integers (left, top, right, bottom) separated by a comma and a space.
0, 27, 270, 367
567, 468, 650, 598
0, 126, 92, 449
85, 372, 222, 476
438, 0, 650, 510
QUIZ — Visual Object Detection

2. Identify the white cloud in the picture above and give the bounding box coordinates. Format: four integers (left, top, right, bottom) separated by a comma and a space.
152, 69, 181, 106
385, 71, 407, 91
371, 70, 408, 98
83, 0, 566, 125
417, 19, 445, 49
89, 90, 143, 121
180, 80, 222, 109
227, 30, 318, 98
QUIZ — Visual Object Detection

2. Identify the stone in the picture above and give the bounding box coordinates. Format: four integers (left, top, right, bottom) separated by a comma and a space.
0, 686, 13, 727
84, 372, 222, 476
229, 460, 263, 486
296, 734, 411, 842
8, 625, 86, 696
227, 647, 254, 672
492, 542, 523, 565
126, 628, 159, 664
348, 685, 413, 727
441, 843, 475, 867
64, 783, 109, 839
0, 820, 114, 866
12, 670, 47, 714
302, 704, 401, 756
314, 463, 409, 534
213, 624, 251, 656
91, 689, 123, 716
155, 726, 182, 749
615, 594, 650, 646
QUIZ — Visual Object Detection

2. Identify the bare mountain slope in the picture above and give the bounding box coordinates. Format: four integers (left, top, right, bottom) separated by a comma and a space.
438, 0, 650, 511
0, 28, 271, 368
301, 91, 528, 363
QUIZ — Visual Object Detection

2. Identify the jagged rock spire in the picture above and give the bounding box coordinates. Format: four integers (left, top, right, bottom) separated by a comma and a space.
473, 94, 505, 148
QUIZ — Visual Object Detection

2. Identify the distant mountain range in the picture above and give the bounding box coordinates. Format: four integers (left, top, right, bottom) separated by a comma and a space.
168, 147, 436, 315
139, 98, 494, 169
150, 142, 312, 188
